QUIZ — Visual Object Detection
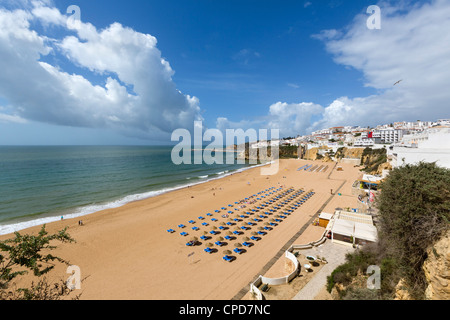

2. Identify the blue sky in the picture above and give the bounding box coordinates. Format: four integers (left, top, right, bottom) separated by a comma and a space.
0, 0, 449, 145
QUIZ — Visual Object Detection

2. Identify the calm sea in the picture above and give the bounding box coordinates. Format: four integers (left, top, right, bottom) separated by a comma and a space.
0, 146, 257, 235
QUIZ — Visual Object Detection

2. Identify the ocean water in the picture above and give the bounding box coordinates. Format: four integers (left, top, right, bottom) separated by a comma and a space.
0, 146, 258, 235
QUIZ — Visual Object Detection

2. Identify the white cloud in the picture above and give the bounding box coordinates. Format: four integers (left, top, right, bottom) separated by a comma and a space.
0, 112, 27, 124
0, 2, 203, 141
314, 0, 450, 126
216, 102, 323, 138
267, 102, 324, 136
217, 1, 450, 137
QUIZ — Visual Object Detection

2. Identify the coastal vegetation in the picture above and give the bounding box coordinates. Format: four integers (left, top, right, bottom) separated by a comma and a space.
0, 225, 77, 300
360, 147, 387, 173
334, 146, 388, 174
327, 162, 450, 299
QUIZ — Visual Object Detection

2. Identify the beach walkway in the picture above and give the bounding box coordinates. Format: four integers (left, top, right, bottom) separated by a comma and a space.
231, 177, 347, 300
291, 241, 354, 300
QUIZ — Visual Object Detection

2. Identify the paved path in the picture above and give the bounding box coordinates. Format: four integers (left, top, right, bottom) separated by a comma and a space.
231, 180, 347, 300
292, 241, 354, 300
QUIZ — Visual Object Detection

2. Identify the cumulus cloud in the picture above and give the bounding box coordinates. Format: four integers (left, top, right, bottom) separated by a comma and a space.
310, 0, 450, 129
216, 101, 323, 139
238, 0, 450, 137
267, 102, 323, 136
0, 1, 203, 141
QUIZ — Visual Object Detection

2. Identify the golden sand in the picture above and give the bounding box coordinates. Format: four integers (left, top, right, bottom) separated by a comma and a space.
0, 159, 363, 300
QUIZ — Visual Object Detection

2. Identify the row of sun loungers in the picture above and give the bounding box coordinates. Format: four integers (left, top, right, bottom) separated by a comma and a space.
168, 186, 316, 262
297, 163, 329, 173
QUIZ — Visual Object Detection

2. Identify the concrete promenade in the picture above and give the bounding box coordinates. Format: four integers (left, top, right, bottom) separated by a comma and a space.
292, 241, 355, 300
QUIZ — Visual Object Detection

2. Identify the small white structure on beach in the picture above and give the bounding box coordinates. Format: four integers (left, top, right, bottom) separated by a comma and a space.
329, 211, 378, 246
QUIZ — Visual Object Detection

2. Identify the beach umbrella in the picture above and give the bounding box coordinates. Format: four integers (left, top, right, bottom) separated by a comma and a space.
216, 236, 224, 242
251, 232, 258, 236
226, 231, 233, 236
223, 250, 232, 255
243, 237, 250, 241
234, 243, 242, 248
190, 236, 198, 243
258, 227, 264, 231
206, 243, 214, 247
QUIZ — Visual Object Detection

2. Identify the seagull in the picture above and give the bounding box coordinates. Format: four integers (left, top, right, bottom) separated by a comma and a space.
394, 80, 403, 86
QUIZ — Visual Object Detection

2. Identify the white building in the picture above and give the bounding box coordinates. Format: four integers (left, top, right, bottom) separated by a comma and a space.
354, 138, 375, 147
391, 127, 450, 169
376, 129, 403, 144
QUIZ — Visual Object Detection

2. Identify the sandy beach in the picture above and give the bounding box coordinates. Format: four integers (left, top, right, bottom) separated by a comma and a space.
0, 159, 363, 300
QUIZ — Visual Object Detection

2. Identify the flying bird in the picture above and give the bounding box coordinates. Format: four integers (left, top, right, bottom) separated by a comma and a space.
394, 80, 403, 86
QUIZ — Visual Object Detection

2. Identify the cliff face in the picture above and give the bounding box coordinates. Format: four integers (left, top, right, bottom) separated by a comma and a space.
304, 147, 318, 160
336, 147, 365, 160
423, 231, 450, 300
394, 231, 450, 300
302, 147, 333, 162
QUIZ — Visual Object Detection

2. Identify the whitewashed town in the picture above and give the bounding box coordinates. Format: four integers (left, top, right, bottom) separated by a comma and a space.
249, 118, 450, 170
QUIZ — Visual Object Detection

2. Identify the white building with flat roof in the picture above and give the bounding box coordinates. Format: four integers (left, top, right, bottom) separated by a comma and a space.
391, 127, 450, 169
354, 138, 374, 147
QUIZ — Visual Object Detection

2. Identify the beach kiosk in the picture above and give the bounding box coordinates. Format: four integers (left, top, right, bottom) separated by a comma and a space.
354, 222, 378, 245
331, 219, 354, 245
318, 212, 333, 228
330, 210, 378, 246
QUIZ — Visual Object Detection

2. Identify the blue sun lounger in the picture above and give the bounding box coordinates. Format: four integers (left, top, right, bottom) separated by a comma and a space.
204, 247, 214, 253
223, 255, 232, 262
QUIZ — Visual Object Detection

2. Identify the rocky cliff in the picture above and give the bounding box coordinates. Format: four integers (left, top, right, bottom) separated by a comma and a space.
423, 231, 450, 300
